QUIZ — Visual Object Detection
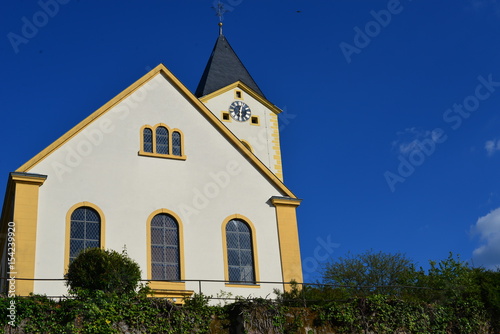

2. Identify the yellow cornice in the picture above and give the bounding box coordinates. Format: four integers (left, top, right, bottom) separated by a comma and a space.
10, 173, 47, 186
199, 81, 283, 115
270, 196, 302, 207
16, 64, 297, 198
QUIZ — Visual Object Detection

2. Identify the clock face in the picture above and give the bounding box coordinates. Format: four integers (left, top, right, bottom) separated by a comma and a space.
229, 101, 251, 122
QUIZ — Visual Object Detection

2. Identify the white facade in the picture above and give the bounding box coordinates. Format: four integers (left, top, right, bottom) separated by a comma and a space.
1, 66, 302, 299
201, 85, 283, 179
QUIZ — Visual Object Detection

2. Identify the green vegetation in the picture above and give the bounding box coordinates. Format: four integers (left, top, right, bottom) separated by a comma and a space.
322, 249, 417, 296
281, 251, 500, 333
65, 248, 141, 295
0, 251, 498, 333
0, 290, 216, 333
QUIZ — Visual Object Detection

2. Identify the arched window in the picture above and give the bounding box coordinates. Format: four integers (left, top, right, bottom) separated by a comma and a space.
151, 213, 180, 280
172, 131, 181, 156
226, 219, 255, 283
139, 124, 186, 160
69, 207, 100, 262
143, 127, 153, 153
156, 126, 169, 155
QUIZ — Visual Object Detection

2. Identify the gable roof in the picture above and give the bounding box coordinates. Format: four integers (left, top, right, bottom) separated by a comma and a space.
195, 35, 265, 98
16, 64, 297, 198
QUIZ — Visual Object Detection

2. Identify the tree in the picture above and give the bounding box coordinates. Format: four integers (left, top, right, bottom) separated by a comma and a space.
65, 248, 141, 295
473, 268, 500, 332
321, 250, 418, 296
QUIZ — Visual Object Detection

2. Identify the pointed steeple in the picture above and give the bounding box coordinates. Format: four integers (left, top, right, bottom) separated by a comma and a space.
195, 32, 265, 98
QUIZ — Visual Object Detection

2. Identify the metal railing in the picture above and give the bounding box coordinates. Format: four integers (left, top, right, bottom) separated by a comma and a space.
0, 277, 440, 305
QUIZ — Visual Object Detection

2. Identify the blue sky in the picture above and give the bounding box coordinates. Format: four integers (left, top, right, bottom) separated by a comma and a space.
2, 0, 500, 282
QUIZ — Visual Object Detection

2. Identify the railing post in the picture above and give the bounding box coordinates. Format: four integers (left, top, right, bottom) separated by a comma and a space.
302, 282, 306, 308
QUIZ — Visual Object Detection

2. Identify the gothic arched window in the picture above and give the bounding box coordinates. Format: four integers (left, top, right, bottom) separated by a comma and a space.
225, 219, 255, 283
151, 213, 180, 280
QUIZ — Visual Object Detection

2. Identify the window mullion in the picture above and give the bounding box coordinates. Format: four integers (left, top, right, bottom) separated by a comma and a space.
152, 127, 157, 154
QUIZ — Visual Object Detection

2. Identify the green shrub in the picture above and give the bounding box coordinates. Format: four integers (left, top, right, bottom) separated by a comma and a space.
65, 248, 141, 295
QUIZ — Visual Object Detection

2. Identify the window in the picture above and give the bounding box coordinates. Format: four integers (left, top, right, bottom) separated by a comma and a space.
151, 213, 180, 280
143, 128, 153, 153
235, 91, 242, 99
226, 219, 255, 283
139, 124, 186, 160
69, 207, 101, 262
251, 116, 260, 125
222, 112, 230, 121
172, 131, 181, 156
156, 127, 169, 154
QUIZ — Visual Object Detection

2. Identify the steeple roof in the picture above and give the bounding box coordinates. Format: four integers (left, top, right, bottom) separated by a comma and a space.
195, 34, 265, 98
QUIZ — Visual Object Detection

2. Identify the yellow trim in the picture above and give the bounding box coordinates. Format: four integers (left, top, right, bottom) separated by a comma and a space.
171, 128, 186, 157
17, 66, 161, 172
6, 174, 46, 295
138, 152, 187, 160
240, 140, 253, 153
221, 214, 260, 288
16, 64, 296, 198
225, 284, 260, 288
10, 174, 46, 185
200, 81, 283, 115
250, 115, 260, 126
234, 90, 243, 100
146, 209, 186, 293
64, 202, 106, 273
221, 111, 231, 123
149, 289, 194, 304
0, 179, 17, 294
271, 197, 302, 206
139, 125, 153, 154
271, 197, 303, 291
269, 113, 283, 181
138, 123, 187, 160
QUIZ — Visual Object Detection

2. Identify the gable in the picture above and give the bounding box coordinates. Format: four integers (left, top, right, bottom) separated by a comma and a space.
199, 81, 285, 180
16, 64, 296, 198
199, 81, 282, 115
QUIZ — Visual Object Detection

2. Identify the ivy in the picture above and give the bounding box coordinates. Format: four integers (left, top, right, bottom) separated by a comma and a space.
1, 252, 499, 334
0, 292, 496, 333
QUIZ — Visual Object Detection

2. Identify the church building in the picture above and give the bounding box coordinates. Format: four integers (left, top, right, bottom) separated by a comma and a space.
0, 25, 303, 300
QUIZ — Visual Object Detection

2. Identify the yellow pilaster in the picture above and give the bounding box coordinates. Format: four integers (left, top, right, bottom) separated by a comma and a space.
271, 197, 302, 291
10, 173, 46, 295
269, 113, 284, 181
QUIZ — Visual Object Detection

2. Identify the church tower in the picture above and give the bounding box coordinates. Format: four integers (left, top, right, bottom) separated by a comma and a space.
195, 25, 284, 180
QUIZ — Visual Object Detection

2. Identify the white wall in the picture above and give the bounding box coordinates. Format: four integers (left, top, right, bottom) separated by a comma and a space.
30, 73, 286, 298
201, 89, 280, 176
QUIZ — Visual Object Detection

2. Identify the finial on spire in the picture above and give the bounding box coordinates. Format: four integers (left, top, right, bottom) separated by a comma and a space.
213, 0, 226, 35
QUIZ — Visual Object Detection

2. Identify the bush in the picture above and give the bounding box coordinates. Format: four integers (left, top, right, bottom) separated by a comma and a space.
65, 248, 141, 295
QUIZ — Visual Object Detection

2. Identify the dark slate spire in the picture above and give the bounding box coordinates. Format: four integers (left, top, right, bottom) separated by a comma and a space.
195, 31, 265, 98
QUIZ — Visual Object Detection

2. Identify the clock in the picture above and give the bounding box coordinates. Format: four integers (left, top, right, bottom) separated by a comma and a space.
229, 101, 251, 122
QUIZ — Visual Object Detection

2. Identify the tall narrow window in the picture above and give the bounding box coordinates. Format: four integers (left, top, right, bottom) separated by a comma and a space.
69, 207, 100, 262
226, 219, 255, 283
172, 131, 181, 156
156, 126, 169, 155
151, 214, 180, 280
143, 128, 153, 153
